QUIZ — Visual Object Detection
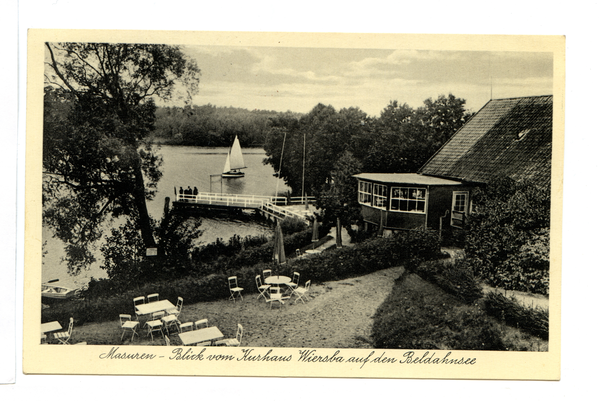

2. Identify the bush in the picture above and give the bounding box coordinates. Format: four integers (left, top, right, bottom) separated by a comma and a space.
279, 217, 308, 235
483, 291, 549, 340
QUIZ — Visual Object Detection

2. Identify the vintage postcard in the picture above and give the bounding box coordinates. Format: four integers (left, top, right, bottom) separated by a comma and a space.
24, 29, 564, 379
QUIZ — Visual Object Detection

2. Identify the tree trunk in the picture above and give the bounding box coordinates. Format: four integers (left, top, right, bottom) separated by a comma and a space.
133, 165, 156, 249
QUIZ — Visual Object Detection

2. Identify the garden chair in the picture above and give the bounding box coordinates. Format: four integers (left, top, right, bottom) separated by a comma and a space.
119, 314, 139, 342
293, 280, 311, 304
53, 317, 73, 345
167, 297, 183, 317
228, 276, 244, 302
161, 313, 181, 335
164, 336, 171, 346
146, 312, 165, 341
262, 269, 272, 281
133, 296, 145, 307
266, 286, 285, 309
147, 293, 159, 303
288, 272, 300, 291
180, 322, 194, 333
133, 296, 146, 321
255, 274, 270, 301
215, 324, 243, 347
194, 319, 209, 330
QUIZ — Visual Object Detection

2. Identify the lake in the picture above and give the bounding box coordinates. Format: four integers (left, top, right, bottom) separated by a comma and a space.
42, 145, 291, 289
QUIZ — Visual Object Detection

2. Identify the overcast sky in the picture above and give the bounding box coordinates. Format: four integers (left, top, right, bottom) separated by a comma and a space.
181, 46, 553, 117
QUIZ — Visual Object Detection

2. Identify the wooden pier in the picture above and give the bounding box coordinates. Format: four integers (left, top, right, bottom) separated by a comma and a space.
172, 192, 315, 222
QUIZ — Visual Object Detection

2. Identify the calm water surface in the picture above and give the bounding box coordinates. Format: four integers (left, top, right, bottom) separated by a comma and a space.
42, 145, 290, 289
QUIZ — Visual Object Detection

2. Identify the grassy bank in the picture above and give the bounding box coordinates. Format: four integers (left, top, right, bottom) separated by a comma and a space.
372, 259, 549, 351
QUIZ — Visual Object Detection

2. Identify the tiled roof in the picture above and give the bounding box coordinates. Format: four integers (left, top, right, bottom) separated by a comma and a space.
353, 173, 462, 186
418, 95, 552, 187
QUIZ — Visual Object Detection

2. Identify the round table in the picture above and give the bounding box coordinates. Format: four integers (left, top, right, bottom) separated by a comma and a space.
265, 276, 291, 286
265, 276, 292, 299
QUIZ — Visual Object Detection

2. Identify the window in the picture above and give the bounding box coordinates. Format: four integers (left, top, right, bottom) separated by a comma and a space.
451, 191, 469, 228
390, 187, 426, 213
373, 184, 388, 209
358, 181, 372, 205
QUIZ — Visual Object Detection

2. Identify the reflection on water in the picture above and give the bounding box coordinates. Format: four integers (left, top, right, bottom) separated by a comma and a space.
42, 146, 290, 289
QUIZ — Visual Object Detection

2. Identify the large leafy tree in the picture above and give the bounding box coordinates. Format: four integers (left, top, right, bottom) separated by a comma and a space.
43, 42, 200, 274
263, 104, 369, 196
464, 177, 551, 295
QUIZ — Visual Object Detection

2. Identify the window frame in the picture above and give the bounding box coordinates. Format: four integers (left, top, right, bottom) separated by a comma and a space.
372, 183, 388, 210
358, 180, 373, 206
389, 186, 427, 214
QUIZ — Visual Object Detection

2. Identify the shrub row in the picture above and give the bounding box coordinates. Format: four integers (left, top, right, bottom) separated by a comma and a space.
483, 291, 549, 340
43, 229, 442, 326
407, 259, 483, 304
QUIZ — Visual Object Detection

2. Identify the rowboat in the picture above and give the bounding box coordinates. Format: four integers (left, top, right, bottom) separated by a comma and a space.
42, 281, 77, 302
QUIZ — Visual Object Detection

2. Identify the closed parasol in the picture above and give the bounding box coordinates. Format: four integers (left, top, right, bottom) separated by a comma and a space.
311, 217, 319, 249
273, 221, 286, 268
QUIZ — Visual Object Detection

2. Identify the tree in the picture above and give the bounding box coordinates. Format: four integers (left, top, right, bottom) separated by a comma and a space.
43, 42, 200, 275
464, 177, 551, 294
316, 150, 363, 229
263, 104, 369, 196
361, 94, 472, 173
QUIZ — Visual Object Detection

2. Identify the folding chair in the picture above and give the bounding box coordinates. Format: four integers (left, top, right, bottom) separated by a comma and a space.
147, 293, 159, 303
228, 276, 243, 302
167, 297, 183, 317
162, 313, 181, 335
133, 296, 145, 307
146, 312, 164, 341
288, 272, 300, 292
194, 319, 209, 330
119, 314, 139, 342
293, 280, 311, 304
255, 274, 270, 301
266, 286, 285, 309
180, 322, 194, 333
262, 269, 272, 281
53, 317, 73, 345
133, 296, 146, 320
215, 324, 243, 347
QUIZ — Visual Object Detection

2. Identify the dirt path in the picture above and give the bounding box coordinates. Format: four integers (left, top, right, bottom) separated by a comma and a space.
71, 266, 406, 347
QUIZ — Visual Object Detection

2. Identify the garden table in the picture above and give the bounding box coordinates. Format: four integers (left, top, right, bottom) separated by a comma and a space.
41, 321, 62, 343
135, 300, 175, 316
265, 276, 292, 299
41, 321, 62, 334
178, 326, 224, 346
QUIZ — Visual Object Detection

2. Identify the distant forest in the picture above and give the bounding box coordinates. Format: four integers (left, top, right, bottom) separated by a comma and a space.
151, 104, 302, 147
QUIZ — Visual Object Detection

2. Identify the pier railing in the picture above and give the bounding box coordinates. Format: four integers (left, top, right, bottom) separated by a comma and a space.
261, 202, 313, 222
175, 192, 287, 208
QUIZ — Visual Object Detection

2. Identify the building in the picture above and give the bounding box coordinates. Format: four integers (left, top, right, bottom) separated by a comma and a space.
354, 95, 553, 234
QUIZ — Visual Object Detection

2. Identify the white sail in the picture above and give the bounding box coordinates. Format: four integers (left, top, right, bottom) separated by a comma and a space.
222, 153, 231, 174
228, 136, 246, 170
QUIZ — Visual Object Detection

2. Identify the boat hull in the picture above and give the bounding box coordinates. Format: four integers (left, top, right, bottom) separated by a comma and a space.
222, 171, 245, 178
42, 285, 76, 303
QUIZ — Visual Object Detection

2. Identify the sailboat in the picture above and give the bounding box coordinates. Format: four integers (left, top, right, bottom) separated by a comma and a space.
222, 136, 246, 178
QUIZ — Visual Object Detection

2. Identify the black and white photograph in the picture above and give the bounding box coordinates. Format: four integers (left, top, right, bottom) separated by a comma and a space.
23, 29, 563, 380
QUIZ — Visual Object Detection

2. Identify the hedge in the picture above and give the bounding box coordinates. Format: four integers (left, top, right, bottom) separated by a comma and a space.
483, 291, 549, 340
43, 229, 442, 326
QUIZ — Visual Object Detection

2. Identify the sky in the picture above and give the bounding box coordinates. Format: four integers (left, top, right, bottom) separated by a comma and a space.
180, 46, 553, 117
